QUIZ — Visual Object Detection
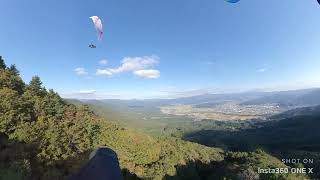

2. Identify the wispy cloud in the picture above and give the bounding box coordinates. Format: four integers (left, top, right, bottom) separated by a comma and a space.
99, 59, 108, 65
159, 87, 211, 98
78, 89, 96, 94
257, 64, 271, 73
257, 68, 266, 72
96, 55, 160, 78
133, 69, 160, 78
204, 61, 215, 65
96, 69, 112, 76
61, 90, 121, 99
74, 67, 88, 76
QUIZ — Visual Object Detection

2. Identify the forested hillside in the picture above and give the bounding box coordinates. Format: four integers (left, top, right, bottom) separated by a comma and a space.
0, 57, 306, 180
184, 108, 320, 178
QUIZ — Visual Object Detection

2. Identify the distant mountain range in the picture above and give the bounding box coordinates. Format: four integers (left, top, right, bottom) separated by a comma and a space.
241, 88, 320, 107
74, 88, 320, 109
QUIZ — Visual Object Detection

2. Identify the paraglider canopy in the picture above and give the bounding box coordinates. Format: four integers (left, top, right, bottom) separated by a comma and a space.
89, 16, 103, 41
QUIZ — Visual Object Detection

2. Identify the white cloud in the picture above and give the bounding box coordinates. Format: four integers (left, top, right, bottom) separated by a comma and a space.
61, 90, 122, 99
257, 68, 266, 72
62, 89, 97, 99
99, 59, 108, 65
133, 69, 160, 79
96, 69, 113, 76
257, 64, 271, 73
111, 55, 159, 73
74, 67, 88, 75
79, 90, 96, 94
96, 55, 160, 78
204, 61, 215, 65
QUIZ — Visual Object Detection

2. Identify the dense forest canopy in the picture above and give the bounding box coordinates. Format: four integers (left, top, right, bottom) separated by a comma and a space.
0, 56, 308, 179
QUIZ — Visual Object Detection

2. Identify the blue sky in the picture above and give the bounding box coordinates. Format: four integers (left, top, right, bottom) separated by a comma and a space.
1, 0, 320, 99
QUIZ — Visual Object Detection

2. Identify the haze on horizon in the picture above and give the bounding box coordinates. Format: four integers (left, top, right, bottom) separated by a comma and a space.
1, 0, 320, 99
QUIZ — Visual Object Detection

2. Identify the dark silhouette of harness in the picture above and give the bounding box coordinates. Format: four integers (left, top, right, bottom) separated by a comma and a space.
89, 44, 96, 48
69, 148, 123, 180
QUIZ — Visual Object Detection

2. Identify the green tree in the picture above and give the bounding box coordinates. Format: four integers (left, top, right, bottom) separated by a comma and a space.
0, 88, 32, 133
8, 64, 20, 76
0, 56, 6, 69
0, 66, 25, 94
25, 76, 46, 97
33, 89, 65, 119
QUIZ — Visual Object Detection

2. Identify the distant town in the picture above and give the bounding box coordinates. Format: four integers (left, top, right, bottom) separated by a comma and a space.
160, 102, 284, 121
